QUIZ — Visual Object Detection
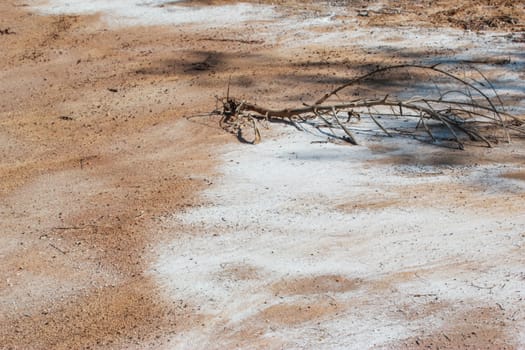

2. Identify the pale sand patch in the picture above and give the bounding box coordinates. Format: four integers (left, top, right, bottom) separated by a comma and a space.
30, 0, 277, 27
151, 126, 525, 349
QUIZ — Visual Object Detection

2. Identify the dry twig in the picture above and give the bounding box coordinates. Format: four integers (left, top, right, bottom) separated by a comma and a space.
213, 64, 524, 148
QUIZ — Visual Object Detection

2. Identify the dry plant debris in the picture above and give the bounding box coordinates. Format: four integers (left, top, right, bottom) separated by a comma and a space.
0, 27, 15, 35
214, 64, 525, 149
431, 1, 523, 31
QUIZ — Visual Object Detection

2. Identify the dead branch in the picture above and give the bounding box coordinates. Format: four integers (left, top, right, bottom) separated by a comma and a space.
214, 64, 524, 149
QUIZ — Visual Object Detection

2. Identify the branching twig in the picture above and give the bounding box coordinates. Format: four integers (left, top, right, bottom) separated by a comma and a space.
213, 64, 524, 148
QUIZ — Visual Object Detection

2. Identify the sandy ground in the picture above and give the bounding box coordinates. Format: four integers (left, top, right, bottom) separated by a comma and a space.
1, 0, 524, 349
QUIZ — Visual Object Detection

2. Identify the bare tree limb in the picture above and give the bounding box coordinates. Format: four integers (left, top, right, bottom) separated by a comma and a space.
213, 64, 524, 149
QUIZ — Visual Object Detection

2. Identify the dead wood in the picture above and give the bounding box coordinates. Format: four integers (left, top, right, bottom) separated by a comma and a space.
213, 64, 524, 149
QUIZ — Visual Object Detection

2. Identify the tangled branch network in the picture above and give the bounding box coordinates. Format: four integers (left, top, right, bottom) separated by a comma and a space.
214, 64, 524, 149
